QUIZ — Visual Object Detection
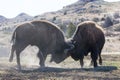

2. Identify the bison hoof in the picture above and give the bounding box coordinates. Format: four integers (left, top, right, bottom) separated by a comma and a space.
40, 64, 45, 68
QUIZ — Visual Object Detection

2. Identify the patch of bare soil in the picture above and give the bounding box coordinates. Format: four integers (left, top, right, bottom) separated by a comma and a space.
0, 54, 120, 80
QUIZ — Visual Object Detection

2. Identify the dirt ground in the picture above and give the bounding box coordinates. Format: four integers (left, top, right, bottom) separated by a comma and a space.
0, 54, 120, 80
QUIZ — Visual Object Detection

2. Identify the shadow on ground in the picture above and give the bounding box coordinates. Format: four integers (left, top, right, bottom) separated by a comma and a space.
1, 66, 119, 80
21, 66, 118, 73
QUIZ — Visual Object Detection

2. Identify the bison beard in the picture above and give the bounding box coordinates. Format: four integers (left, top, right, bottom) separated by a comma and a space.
9, 20, 73, 71
69, 21, 105, 68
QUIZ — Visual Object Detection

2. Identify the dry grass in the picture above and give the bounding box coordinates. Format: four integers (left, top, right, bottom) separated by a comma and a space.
0, 54, 120, 80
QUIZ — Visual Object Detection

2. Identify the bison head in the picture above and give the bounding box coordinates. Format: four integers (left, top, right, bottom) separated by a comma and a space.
50, 42, 74, 63
67, 39, 83, 61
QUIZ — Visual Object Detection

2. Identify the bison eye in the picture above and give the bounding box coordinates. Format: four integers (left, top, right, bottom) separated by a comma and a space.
73, 41, 76, 44
71, 40, 76, 44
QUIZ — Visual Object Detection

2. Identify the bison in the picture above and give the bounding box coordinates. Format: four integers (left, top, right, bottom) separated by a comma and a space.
9, 20, 73, 70
68, 21, 105, 68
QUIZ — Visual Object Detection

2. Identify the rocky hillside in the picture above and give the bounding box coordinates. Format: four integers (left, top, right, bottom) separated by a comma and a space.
0, 0, 120, 55
0, 13, 33, 31
0, 0, 120, 34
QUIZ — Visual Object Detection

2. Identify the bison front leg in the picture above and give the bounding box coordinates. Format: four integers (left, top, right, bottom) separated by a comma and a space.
79, 56, 84, 68
37, 50, 47, 68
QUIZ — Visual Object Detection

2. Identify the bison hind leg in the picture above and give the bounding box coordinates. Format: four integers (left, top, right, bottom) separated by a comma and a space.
15, 44, 28, 71
99, 56, 102, 65
98, 51, 102, 65
91, 51, 98, 68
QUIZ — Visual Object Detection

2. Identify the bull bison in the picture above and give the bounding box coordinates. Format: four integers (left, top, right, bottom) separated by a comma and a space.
69, 21, 105, 68
9, 20, 73, 70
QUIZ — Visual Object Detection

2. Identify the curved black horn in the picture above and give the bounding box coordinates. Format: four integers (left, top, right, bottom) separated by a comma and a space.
64, 44, 75, 54
70, 44, 74, 50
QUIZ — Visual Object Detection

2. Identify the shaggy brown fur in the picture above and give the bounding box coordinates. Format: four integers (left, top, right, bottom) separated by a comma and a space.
9, 20, 72, 70
69, 21, 105, 68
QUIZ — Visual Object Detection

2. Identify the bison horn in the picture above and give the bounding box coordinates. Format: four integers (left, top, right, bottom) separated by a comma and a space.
70, 44, 75, 50
64, 44, 74, 54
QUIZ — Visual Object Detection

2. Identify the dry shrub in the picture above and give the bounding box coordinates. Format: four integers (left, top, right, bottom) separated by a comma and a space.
104, 15, 113, 27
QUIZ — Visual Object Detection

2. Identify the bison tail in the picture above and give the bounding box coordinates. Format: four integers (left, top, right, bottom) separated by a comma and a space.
11, 31, 16, 45
9, 31, 16, 62
9, 45, 15, 62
